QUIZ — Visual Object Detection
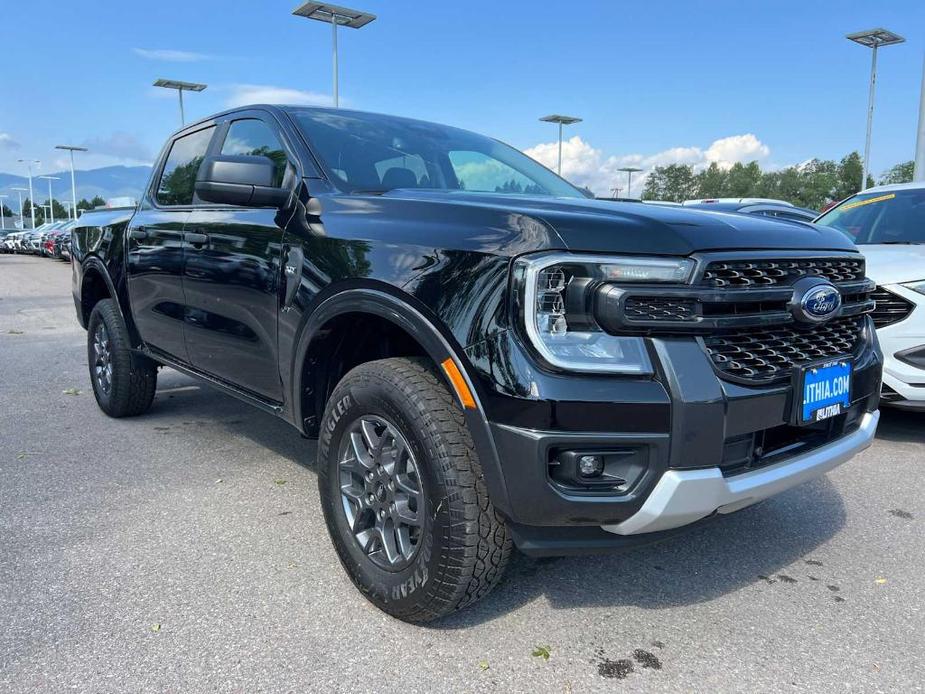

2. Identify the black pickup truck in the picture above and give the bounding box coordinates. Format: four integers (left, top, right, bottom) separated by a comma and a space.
71, 105, 882, 622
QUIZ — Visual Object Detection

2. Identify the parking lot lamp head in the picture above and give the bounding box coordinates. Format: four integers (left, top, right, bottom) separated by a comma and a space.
153, 79, 207, 126
539, 114, 582, 176
846, 28, 906, 191
56, 145, 88, 220
292, 3, 376, 109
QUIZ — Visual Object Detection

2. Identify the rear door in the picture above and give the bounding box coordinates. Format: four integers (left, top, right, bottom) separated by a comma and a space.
127, 124, 216, 362
181, 114, 295, 402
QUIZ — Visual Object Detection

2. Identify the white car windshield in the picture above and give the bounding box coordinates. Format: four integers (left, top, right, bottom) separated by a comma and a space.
815, 188, 925, 244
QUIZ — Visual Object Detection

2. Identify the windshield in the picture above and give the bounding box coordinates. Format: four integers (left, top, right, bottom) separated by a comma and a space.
288, 108, 585, 198
815, 188, 925, 244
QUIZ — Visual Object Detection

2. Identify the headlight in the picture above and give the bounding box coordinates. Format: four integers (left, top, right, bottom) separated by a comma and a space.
518, 253, 696, 374
902, 280, 925, 296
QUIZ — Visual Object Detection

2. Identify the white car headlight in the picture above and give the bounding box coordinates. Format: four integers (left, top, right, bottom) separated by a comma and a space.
518, 253, 696, 374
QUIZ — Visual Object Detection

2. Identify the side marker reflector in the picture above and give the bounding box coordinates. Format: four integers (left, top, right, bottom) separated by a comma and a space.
441, 358, 477, 410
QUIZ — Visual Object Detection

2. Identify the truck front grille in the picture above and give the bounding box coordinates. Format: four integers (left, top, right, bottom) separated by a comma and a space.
701, 257, 865, 288
702, 316, 865, 383
624, 297, 697, 321
870, 287, 915, 328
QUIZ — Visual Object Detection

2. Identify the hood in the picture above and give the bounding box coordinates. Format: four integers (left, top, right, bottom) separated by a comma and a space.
363, 190, 856, 256
858, 245, 925, 285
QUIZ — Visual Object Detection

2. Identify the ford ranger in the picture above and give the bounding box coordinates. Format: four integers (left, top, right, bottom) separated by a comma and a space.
71, 105, 882, 622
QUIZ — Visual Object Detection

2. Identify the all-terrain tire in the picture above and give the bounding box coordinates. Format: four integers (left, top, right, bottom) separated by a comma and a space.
87, 299, 157, 417
317, 357, 512, 623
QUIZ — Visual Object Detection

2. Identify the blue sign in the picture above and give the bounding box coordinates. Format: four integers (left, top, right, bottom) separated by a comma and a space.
801, 361, 852, 422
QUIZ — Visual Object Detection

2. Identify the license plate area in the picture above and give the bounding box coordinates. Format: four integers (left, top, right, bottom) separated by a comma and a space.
795, 359, 852, 425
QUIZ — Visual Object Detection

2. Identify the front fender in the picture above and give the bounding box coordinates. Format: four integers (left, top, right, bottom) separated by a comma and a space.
290, 286, 514, 518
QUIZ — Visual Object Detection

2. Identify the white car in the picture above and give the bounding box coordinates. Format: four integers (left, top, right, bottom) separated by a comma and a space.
814, 182, 925, 409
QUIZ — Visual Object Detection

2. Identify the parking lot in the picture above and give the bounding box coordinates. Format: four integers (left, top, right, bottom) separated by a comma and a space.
1, 253, 923, 692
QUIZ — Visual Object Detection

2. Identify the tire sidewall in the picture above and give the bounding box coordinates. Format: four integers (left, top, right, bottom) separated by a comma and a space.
87, 303, 117, 414
319, 378, 453, 617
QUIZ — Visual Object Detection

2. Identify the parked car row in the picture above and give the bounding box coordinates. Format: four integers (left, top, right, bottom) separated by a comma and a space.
1, 219, 76, 261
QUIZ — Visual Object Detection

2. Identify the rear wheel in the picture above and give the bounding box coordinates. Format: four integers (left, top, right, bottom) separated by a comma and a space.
87, 299, 157, 417
317, 357, 511, 623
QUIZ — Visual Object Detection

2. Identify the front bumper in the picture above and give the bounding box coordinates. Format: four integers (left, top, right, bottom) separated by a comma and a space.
603, 410, 878, 535
877, 283, 925, 408
472, 322, 882, 552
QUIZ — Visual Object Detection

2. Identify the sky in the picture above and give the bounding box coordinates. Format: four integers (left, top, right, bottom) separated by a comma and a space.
1, 0, 924, 196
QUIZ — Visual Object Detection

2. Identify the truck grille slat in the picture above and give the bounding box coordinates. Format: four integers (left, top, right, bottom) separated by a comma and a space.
703, 316, 865, 382
701, 258, 865, 288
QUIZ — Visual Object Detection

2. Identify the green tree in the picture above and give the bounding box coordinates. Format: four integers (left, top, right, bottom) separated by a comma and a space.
641, 164, 698, 202
90, 195, 106, 208
880, 161, 914, 185
693, 162, 727, 198
1, 204, 13, 218
77, 198, 93, 212
721, 161, 763, 198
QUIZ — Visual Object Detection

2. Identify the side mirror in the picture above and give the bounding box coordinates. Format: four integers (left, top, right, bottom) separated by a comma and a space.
195, 155, 290, 207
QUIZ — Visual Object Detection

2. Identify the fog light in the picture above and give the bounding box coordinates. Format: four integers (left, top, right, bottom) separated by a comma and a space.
577, 454, 604, 477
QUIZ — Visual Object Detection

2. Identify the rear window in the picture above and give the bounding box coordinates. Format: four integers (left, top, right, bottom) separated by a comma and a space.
815, 189, 925, 244
156, 126, 215, 206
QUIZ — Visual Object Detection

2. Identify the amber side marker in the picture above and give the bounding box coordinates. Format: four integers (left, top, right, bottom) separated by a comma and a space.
441, 358, 477, 410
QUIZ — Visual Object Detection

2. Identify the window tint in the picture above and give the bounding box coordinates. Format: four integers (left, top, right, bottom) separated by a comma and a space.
156, 126, 215, 206
448, 151, 546, 194
221, 119, 289, 187
815, 189, 925, 244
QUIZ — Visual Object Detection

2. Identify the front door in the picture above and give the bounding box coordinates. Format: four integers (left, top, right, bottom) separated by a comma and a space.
126, 124, 216, 363
181, 117, 293, 402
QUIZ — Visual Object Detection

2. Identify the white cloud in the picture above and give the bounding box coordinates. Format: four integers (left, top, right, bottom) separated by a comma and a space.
225, 84, 334, 108
81, 132, 152, 163
133, 48, 216, 62
524, 133, 771, 196
0, 133, 20, 150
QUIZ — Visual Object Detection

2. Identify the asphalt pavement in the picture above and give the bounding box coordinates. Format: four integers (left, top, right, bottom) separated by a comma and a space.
1, 254, 923, 692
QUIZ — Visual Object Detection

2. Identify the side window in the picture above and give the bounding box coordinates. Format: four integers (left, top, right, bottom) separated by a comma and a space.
156, 126, 215, 206
448, 150, 545, 194
220, 119, 289, 188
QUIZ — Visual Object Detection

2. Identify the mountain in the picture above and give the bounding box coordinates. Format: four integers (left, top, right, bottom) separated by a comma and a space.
0, 165, 152, 205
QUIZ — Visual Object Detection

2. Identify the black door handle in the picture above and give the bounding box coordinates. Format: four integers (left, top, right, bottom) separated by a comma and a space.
184, 232, 209, 245
128, 227, 148, 240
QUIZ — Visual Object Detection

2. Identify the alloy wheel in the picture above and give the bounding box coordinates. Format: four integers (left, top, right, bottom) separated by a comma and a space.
338, 415, 424, 570
92, 322, 113, 394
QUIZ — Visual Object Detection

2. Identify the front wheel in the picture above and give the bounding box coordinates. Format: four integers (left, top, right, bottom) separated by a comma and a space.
87, 299, 157, 417
317, 357, 511, 623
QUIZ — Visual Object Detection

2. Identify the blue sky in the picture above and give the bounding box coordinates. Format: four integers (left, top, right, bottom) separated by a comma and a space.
1, 0, 924, 195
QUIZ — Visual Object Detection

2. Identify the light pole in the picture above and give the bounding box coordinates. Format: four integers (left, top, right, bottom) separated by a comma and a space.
915, 53, 925, 182
11, 187, 27, 229
39, 176, 61, 224
55, 145, 88, 219
0, 195, 7, 230
618, 167, 642, 199
17, 158, 40, 229
292, 3, 376, 108
846, 28, 906, 190
153, 79, 207, 125
539, 114, 582, 176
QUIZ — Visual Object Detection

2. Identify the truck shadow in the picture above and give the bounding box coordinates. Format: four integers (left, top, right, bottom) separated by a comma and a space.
874, 407, 925, 445
149, 369, 848, 627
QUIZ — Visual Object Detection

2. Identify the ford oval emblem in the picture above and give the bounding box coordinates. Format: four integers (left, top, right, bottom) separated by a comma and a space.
793, 281, 842, 323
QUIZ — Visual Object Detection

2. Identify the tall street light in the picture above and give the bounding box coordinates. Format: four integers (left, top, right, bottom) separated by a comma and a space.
11, 187, 27, 228
618, 167, 642, 199
846, 28, 906, 190
17, 158, 40, 229
153, 79, 208, 125
292, 3, 377, 108
915, 53, 925, 182
56, 145, 88, 219
39, 176, 60, 223
0, 195, 7, 230
539, 114, 582, 176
